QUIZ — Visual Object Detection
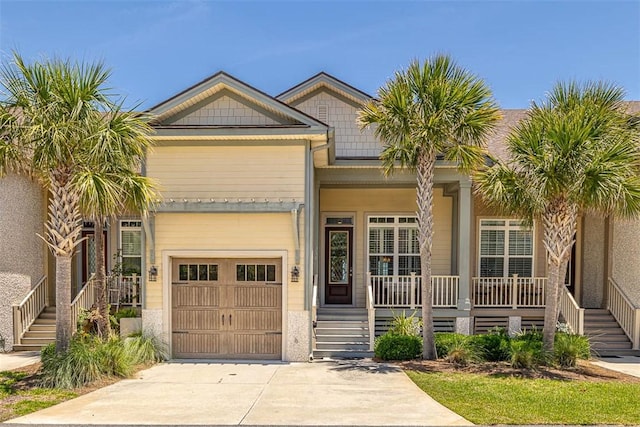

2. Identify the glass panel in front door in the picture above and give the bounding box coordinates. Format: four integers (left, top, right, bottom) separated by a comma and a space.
329, 230, 349, 284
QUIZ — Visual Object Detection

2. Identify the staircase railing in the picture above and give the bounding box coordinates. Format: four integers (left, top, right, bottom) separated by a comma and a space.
366, 272, 375, 351
607, 277, 640, 350
71, 275, 98, 331
12, 276, 48, 346
559, 285, 584, 335
311, 274, 318, 339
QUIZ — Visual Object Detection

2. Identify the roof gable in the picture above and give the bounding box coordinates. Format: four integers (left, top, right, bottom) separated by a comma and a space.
277, 72, 373, 106
148, 71, 327, 129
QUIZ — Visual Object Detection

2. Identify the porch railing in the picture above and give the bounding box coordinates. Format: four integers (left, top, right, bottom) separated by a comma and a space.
71, 275, 98, 330
559, 284, 584, 335
311, 274, 318, 341
12, 276, 48, 346
366, 273, 375, 350
607, 277, 640, 350
370, 274, 459, 308
472, 276, 546, 308
108, 274, 141, 308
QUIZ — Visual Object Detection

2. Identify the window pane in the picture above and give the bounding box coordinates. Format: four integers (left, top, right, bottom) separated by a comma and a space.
236, 265, 245, 281
509, 230, 533, 256
480, 257, 504, 277
188, 265, 198, 281
267, 265, 276, 281
179, 264, 188, 281
480, 230, 505, 256
247, 265, 256, 281
257, 264, 266, 281
383, 229, 394, 253
399, 228, 419, 254
369, 255, 393, 276
398, 255, 421, 275
121, 230, 141, 256
508, 258, 532, 277
122, 257, 141, 275
208, 265, 218, 281
481, 220, 506, 227
198, 265, 208, 281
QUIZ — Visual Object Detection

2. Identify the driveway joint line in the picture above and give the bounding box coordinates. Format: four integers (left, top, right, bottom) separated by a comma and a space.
238, 364, 280, 425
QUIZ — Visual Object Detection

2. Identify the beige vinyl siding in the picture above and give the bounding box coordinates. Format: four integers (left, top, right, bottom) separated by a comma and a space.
320, 187, 453, 307
147, 145, 305, 200
292, 90, 380, 158
171, 93, 294, 126
472, 195, 546, 277
147, 212, 305, 311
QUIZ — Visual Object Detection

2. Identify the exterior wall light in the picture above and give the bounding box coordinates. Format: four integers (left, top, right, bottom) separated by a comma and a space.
291, 266, 300, 282
149, 265, 158, 282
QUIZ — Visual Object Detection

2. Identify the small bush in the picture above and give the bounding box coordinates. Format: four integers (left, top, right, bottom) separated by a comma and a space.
444, 335, 481, 366
114, 307, 139, 321
388, 311, 422, 337
470, 327, 511, 362
510, 332, 545, 369
375, 333, 422, 360
123, 332, 168, 364
554, 332, 590, 368
434, 332, 466, 358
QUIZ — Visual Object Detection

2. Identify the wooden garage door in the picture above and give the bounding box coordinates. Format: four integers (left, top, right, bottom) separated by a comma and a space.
171, 258, 282, 359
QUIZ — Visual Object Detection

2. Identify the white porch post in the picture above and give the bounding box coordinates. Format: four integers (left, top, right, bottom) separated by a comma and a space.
457, 180, 472, 311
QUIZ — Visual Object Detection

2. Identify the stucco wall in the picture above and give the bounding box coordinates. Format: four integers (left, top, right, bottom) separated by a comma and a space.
581, 215, 606, 308
0, 174, 45, 284
611, 218, 640, 306
0, 273, 32, 351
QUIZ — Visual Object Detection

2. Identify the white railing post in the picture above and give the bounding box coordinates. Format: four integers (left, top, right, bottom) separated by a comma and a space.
511, 274, 518, 309
633, 309, 640, 350
410, 272, 416, 309
366, 272, 375, 351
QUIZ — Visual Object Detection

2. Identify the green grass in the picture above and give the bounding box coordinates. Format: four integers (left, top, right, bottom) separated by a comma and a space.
406, 370, 640, 425
1, 370, 77, 422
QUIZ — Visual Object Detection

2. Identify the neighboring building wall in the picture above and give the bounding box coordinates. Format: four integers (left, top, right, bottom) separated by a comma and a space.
291, 89, 379, 158
582, 215, 606, 308
0, 174, 45, 284
0, 273, 31, 351
611, 218, 640, 306
319, 187, 453, 307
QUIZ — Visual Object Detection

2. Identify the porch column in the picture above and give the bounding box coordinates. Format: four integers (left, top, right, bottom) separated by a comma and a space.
457, 180, 472, 311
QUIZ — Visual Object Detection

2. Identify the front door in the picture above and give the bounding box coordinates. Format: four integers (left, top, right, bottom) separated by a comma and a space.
325, 227, 353, 304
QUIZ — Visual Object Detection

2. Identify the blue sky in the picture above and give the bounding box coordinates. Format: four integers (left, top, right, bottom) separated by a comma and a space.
1, 1, 639, 109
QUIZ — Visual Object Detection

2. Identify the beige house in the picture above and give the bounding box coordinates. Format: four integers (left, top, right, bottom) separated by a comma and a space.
2, 72, 639, 360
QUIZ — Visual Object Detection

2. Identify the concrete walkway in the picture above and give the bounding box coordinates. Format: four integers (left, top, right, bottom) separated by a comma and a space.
592, 356, 640, 378
0, 351, 40, 371
7, 359, 471, 426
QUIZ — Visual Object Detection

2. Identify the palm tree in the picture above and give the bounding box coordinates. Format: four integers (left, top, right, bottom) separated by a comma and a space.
0, 53, 149, 351
358, 55, 501, 359
475, 81, 640, 351
76, 108, 157, 335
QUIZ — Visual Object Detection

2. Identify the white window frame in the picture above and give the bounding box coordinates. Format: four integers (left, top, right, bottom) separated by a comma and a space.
366, 215, 420, 276
478, 218, 535, 278
119, 220, 142, 276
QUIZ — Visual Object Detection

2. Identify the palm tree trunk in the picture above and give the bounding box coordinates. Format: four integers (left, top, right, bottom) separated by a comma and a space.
94, 218, 110, 337
417, 150, 437, 360
46, 174, 83, 353
541, 199, 578, 352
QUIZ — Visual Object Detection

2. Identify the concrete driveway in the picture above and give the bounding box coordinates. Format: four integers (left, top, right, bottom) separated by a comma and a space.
7, 359, 471, 426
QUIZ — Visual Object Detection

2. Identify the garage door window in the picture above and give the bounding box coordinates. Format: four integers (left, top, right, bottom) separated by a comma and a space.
178, 264, 218, 281
236, 264, 276, 282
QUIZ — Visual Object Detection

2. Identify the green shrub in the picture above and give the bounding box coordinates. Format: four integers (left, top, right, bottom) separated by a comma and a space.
470, 327, 511, 362
443, 335, 481, 366
123, 332, 168, 364
40, 333, 165, 389
114, 307, 139, 321
434, 332, 466, 358
510, 335, 545, 369
374, 333, 422, 360
554, 332, 590, 368
388, 311, 422, 337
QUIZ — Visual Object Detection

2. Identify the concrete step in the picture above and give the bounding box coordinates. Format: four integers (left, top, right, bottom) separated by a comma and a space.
12, 344, 47, 352
315, 334, 369, 342
312, 349, 374, 360
316, 320, 368, 327
29, 323, 56, 332
20, 337, 55, 346
23, 330, 56, 339
317, 308, 367, 315
42, 306, 56, 313
39, 312, 56, 320
315, 327, 369, 336
33, 318, 56, 325
595, 349, 640, 357
315, 342, 370, 351
317, 314, 368, 321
